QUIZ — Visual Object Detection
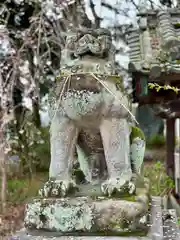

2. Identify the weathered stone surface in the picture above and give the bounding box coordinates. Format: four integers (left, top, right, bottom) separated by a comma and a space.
163, 209, 180, 240
24, 193, 149, 236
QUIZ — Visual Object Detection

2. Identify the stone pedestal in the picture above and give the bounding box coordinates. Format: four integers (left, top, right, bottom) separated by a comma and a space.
24, 195, 149, 237
10, 180, 152, 240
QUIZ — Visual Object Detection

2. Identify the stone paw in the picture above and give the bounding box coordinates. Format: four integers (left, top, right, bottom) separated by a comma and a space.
38, 179, 78, 198
101, 178, 136, 197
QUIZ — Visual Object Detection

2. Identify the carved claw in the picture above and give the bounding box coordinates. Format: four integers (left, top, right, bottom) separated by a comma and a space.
101, 178, 136, 197
39, 179, 78, 198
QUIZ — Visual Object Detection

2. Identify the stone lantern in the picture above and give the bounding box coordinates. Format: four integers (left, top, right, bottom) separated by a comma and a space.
128, 8, 180, 179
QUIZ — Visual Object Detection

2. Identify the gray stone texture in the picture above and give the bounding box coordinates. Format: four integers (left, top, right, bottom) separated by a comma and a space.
128, 9, 180, 74
24, 194, 149, 235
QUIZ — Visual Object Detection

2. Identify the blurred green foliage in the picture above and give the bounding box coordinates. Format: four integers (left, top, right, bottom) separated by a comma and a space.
146, 135, 166, 149
144, 161, 174, 196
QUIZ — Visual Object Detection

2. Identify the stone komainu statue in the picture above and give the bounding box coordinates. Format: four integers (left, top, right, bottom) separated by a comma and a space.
39, 28, 146, 197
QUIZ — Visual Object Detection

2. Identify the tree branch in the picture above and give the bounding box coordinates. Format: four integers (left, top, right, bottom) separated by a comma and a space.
89, 0, 102, 28
101, 1, 120, 14
128, 0, 139, 11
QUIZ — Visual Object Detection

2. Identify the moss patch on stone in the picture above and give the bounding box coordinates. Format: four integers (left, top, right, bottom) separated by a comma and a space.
96, 230, 148, 237
130, 126, 145, 144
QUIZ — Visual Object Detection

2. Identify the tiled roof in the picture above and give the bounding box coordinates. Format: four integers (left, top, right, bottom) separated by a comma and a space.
127, 9, 180, 77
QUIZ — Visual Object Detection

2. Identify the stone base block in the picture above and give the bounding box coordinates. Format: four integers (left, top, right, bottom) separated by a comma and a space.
24, 195, 150, 236
13, 235, 150, 240
13, 229, 150, 240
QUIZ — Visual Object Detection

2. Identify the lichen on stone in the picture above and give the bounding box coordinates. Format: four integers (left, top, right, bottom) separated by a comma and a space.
25, 198, 94, 232
24, 201, 43, 229
24, 187, 150, 236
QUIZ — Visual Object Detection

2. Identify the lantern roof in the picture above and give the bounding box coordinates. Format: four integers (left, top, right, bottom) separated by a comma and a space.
128, 8, 180, 78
